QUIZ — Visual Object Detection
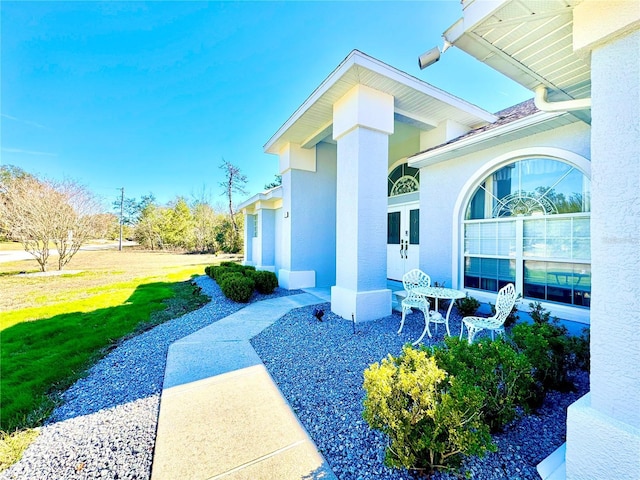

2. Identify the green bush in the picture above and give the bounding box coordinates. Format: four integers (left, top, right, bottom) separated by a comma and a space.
219, 273, 254, 303
455, 294, 481, 317
252, 270, 278, 294
363, 346, 495, 475
431, 337, 534, 432
509, 303, 589, 407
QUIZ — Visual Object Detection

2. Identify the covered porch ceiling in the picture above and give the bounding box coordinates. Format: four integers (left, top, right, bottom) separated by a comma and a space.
444, 0, 591, 120
264, 50, 497, 155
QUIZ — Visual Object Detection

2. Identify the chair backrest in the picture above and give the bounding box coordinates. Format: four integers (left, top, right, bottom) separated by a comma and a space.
402, 269, 431, 301
493, 283, 517, 325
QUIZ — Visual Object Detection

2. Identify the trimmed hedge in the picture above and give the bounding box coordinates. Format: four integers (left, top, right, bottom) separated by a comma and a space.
205, 263, 278, 302
219, 273, 254, 303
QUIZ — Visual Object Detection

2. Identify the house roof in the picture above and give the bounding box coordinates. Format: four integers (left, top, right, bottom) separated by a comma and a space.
263, 50, 497, 155
443, 0, 591, 123
409, 98, 581, 167
238, 185, 282, 212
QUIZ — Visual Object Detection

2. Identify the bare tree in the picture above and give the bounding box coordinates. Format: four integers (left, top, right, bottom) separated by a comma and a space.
219, 159, 247, 236
0, 172, 104, 271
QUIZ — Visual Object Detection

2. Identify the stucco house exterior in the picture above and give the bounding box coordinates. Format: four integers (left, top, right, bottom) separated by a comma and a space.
241, 1, 639, 479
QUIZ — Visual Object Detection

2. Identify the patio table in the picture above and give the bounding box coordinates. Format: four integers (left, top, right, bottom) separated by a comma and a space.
412, 286, 465, 344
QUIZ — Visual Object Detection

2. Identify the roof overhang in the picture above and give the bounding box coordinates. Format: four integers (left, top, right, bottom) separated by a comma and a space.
444, 0, 591, 123
264, 50, 497, 155
239, 186, 283, 212
409, 110, 580, 168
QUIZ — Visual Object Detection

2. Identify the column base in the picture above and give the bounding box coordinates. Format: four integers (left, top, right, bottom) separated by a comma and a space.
566, 393, 640, 480
331, 286, 391, 322
278, 269, 315, 290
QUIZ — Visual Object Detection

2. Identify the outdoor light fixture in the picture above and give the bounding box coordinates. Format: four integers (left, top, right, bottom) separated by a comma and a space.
418, 40, 452, 69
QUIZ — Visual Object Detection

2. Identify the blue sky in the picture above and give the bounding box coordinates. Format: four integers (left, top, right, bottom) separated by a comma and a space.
1, 1, 531, 209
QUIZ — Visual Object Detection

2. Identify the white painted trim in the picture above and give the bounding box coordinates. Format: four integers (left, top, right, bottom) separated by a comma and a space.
409, 111, 569, 168
264, 50, 496, 154
238, 186, 283, 211
450, 148, 591, 312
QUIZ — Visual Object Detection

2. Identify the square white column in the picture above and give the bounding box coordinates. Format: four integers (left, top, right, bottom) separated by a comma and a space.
331, 85, 394, 322
564, 5, 640, 479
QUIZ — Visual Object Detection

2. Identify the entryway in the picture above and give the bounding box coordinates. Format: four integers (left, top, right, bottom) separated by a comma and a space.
387, 203, 419, 281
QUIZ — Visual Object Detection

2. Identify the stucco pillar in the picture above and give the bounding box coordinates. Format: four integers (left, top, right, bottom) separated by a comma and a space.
242, 210, 253, 265
564, 4, 640, 479
331, 84, 394, 321
278, 143, 317, 289
255, 208, 276, 271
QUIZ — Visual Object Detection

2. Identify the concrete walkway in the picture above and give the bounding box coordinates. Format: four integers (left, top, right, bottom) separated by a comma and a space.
151, 292, 337, 480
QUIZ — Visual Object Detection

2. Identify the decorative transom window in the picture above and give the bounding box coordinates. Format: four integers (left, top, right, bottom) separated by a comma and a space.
388, 164, 419, 197
463, 158, 591, 308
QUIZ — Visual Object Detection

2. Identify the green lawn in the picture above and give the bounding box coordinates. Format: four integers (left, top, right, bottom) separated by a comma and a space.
0, 249, 226, 470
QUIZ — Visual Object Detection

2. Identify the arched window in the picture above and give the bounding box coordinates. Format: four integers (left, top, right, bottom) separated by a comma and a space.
388, 164, 419, 197
463, 158, 591, 308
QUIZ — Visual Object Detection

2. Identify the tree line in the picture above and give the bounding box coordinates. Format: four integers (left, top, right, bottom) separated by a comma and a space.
0, 160, 253, 272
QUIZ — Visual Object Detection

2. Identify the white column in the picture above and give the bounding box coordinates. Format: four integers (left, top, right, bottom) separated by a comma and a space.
256, 208, 276, 271
331, 84, 394, 321
277, 143, 317, 289
564, 4, 640, 479
242, 210, 253, 266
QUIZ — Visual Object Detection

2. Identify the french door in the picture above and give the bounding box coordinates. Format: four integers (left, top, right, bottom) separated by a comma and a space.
387, 204, 420, 281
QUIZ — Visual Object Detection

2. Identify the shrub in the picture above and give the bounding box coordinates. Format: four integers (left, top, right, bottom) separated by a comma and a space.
363, 346, 495, 475
252, 270, 278, 294
219, 273, 254, 303
455, 294, 480, 317
431, 337, 534, 432
509, 302, 589, 407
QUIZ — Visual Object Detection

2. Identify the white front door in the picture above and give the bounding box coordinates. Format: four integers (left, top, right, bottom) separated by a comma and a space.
387, 204, 420, 281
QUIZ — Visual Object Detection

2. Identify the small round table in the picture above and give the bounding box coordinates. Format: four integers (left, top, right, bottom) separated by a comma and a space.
411, 286, 465, 344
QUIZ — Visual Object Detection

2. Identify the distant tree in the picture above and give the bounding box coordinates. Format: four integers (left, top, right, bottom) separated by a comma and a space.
159, 197, 194, 250
264, 174, 282, 190
219, 159, 247, 236
0, 172, 104, 271
192, 201, 218, 253
134, 195, 163, 250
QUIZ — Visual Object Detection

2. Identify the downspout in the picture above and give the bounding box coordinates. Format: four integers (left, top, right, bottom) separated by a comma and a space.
534, 85, 591, 112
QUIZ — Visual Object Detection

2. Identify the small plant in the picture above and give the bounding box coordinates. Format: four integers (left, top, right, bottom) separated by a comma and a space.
529, 301, 553, 324
363, 346, 495, 475
431, 337, 534, 432
312, 308, 324, 322
252, 270, 278, 294
455, 294, 480, 317
219, 273, 254, 303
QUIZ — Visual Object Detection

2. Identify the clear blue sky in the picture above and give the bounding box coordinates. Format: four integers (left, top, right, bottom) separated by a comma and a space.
1, 1, 531, 209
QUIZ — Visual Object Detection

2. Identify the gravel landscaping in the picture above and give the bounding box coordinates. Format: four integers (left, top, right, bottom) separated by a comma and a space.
2, 275, 589, 480
252, 304, 589, 480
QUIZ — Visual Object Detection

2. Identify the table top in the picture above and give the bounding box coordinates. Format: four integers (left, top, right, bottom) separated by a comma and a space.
413, 286, 466, 300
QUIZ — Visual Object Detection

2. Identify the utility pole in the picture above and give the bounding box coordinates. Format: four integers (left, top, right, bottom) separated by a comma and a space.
119, 187, 124, 251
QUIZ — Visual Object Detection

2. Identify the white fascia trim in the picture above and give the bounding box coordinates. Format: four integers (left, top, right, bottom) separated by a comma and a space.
408, 110, 569, 168
238, 186, 283, 211
263, 50, 497, 154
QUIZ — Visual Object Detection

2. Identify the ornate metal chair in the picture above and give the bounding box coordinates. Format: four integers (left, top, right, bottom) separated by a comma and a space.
398, 269, 432, 335
460, 283, 517, 344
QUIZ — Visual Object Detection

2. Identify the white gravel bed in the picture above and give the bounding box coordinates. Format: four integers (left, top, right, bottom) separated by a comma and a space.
1, 276, 301, 480
251, 304, 589, 480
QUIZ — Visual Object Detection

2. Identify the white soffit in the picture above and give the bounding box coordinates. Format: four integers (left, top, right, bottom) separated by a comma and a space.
446, 0, 591, 102
238, 186, 283, 211
409, 110, 578, 168
263, 50, 497, 155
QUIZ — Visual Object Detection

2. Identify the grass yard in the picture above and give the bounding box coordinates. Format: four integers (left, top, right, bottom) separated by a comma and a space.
0, 247, 231, 470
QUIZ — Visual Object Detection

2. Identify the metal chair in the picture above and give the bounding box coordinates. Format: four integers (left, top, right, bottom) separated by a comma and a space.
460, 283, 517, 343
398, 269, 432, 335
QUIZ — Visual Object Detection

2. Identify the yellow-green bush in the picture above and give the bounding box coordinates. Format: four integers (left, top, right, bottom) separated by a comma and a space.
363, 346, 495, 474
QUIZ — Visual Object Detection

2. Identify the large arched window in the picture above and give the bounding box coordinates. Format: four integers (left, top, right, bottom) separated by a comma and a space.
463, 158, 591, 308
